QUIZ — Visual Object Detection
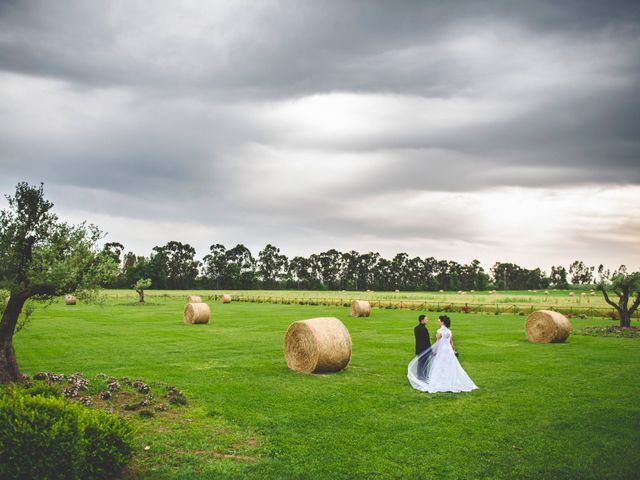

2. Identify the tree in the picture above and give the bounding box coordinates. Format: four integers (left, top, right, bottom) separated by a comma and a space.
550, 265, 569, 289
102, 241, 125, 287
0, 182, 116, 382
257, 244, 288, 289
569, 260, 594, 285
152, 241, 200, 289
224, 244, 256, 289
202, 244, 227, 289
134, 278, 152, 303
597, 272, 640, 328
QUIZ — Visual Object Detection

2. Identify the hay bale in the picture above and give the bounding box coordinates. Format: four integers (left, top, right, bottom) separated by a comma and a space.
569, 291, 575, 296
186, 295, 202, 303
64, 295, 76, 305
349, 300, 371, 317
183, 303, 210, 325
284, 317, 352, 373
525, 310, 571, 343
220, 294, 232, 304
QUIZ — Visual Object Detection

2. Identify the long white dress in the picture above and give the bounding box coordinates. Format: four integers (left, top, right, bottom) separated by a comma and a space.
408, 326, 478, 393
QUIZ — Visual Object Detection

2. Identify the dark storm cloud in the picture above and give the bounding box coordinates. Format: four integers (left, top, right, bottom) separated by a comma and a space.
0, 0, 639, 266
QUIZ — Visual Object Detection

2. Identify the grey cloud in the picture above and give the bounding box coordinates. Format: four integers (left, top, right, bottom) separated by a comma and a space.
0, 0, 639, 267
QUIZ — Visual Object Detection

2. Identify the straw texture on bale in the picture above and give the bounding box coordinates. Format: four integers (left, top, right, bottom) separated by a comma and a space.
64, 295, 76, 305
284, 317, 352, 373
186, 295, 202, 304
349, 300, 371, 317
220, 294, 232, 304
525, 310, 571, 343
183, 303, 210, 325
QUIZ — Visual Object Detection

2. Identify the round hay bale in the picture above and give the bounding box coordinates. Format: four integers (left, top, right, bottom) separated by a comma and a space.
64, 295, 76, 305
220, 294, 232, 304
186, 295, 202, 303
569, 291, 575, 296
525, 310, 571, 343
284, 317, 352, 373
349, 300, 371, 317
183, 303, 210, 325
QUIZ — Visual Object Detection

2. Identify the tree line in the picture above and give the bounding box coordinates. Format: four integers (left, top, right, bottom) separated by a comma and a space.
101, 241, 619, 291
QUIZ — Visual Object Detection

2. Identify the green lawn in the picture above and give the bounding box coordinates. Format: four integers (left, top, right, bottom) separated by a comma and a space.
13, 296, 640, 479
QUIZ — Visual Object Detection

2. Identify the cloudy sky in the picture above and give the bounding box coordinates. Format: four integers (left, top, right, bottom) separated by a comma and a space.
1, 0, 639, 271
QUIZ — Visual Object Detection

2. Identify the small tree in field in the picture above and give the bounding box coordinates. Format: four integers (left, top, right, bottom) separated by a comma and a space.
134, 278, 152, 303
0, 182, 116, 383
597, 272, 640, 328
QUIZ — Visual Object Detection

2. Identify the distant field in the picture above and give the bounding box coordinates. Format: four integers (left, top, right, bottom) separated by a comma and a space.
14, 297, 639, 479
103, 289, 623, 318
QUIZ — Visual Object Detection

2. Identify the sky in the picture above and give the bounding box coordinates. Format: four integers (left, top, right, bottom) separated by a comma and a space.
1, 0, 639, 272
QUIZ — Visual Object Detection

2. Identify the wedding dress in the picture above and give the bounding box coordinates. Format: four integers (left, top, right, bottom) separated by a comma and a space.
408, 326, 478, 393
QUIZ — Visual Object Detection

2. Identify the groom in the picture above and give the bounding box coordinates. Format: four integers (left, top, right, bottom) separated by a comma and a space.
414, 315, 431, 380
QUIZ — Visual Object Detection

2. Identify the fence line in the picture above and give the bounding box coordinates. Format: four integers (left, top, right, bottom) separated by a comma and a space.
200, 294, 637, 318
99, 292, 638, 319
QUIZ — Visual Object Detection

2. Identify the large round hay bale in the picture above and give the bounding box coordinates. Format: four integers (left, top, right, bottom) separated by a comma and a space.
186, 295, 202, 303
525, 310, 571, 343
64, 295, 76, 305
220, 294, 232, 304
350, 300, 370, 317
284, 317, 352, 373
183, 303, 210, 325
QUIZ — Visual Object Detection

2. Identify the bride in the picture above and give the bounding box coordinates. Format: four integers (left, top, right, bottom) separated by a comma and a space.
408, 315, 478, 393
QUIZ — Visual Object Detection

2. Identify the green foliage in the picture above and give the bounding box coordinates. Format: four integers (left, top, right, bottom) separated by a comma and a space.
134, 278, 152, 291
20, 379, 62, 398
0, 182, 117, 296
0, 388, 133, 480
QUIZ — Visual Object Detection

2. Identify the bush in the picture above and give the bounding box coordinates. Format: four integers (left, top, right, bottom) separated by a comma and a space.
0, 389, 133, 480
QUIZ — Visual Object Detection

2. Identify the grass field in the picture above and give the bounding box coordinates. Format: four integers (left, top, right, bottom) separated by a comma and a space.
13, 294, 640, 479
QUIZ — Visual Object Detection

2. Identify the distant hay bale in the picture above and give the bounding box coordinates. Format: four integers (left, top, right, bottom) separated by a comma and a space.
470, 290, 475, 293
186, 295, 202, 303
394, 289, 400, 293
488, 291, 494, 295
590, 291, 596, 296
220, 294, 232, 304
544, 291, 550, 295
525, 310, 571, 343
439, 289, 444, 292
183, 303, 210, 325
569, 291, 575, 296
350, 300, 371, 317
64, 295, 76, 305
284, 317, 352, 373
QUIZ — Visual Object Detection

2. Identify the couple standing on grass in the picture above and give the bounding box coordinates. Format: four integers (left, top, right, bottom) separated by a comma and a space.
408, 314, 478, 393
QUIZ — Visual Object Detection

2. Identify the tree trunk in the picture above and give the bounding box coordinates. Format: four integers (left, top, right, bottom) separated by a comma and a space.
136, 289, 145, 303
0, 293, 27, 383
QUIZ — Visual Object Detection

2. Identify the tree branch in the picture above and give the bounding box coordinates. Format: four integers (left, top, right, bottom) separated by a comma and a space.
599, 286, 621, 312
628, 292, 640, 318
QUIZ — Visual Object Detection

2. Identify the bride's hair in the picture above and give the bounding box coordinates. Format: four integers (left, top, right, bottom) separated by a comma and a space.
439, 315, 451, 328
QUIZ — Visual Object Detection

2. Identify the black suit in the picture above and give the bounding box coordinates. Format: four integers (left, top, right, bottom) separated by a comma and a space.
414, 323, 431, 380
414, 323, 431, 355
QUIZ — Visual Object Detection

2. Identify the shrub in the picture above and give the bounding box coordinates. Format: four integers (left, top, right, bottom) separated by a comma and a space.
21, 380, 62, 398
0, 389, 132, 480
